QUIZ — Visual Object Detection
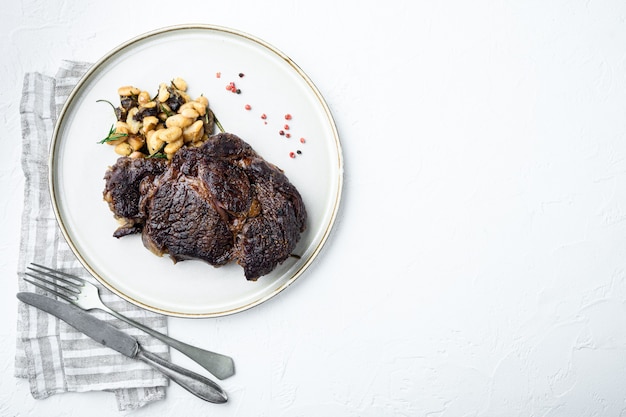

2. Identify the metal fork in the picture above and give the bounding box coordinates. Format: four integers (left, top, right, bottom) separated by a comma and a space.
24, 263, 235, 380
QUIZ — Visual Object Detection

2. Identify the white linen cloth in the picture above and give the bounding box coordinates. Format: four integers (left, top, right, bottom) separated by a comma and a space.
15, 60, 170, 411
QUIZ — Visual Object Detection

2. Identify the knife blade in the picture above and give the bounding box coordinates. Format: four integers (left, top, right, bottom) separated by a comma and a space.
17, 292, 227, 404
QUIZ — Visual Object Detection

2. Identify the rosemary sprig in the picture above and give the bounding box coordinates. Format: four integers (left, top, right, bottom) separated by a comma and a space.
96, 99, 116, 110
214, 114, 225, 133
159, 102, 174, 117
98, 124, 128, 144
171, 79, 182, 91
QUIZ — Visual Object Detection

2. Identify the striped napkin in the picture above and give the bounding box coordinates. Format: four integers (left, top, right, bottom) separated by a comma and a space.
15, 61, 170, 411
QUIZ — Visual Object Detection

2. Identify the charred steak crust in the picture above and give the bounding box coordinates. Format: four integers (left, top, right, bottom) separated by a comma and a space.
103, 157, 168, 237
200, 159, 252, 215
142, 178, 233, 266
102, 133, 307, 280
235, 158, 307, 279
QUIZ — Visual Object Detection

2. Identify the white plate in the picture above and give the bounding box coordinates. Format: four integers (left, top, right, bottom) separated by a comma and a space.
49, 25, 343, 318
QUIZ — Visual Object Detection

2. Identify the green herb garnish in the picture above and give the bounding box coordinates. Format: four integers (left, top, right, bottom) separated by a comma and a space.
171, 79, 182, 91
98, 124, 128, 144
159, 102, 174, 117
96, 99, 116, 111
213, 114, 225, 133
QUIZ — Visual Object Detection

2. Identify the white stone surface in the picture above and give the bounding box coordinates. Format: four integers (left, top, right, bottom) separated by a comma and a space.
3, 0, 626, 415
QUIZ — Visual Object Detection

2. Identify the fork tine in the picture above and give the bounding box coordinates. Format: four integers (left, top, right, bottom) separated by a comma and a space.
24, 271, 81, 295
23, 277, 76, 302
27, 266, 84, 290
29, 263, 87, 284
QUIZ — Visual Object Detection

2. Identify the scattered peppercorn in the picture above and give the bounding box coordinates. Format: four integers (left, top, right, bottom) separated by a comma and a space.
286, 133, 291, 138
238, 73, 245, 78
261, 113, 267, 119
299, 137, 306, 144
216, 72, 221, 78
289, 152, 296, 158
226, 81, 242, 94
285, 114, 292, 120
279, 130, 285, 136
245, 104, 251, 110
297, 150, 302, 155
284, 124, 290, 130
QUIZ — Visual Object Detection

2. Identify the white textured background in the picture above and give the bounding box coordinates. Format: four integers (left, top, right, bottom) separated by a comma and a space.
3, 0, 626, 416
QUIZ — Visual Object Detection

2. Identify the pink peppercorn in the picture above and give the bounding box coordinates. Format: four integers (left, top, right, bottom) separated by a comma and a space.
285, 114, 292, 120
289, 152, 296, 158
245, 104, 251, 110
299, 137, 306, 144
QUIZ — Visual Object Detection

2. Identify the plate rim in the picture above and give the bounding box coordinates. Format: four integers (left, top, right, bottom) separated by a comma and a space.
48, 24, 344, 318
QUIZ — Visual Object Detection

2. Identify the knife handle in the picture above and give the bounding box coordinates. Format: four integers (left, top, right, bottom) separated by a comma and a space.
136, 347, 228, 404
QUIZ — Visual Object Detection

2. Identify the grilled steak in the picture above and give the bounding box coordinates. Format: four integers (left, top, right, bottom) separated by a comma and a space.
103, 133, 307, 280
103, 157, 168, 237
142, 179, 234, 265
234, 158, 307, 278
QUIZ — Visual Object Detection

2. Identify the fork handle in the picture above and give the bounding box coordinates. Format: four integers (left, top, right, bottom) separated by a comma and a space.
104, 307, 235, 380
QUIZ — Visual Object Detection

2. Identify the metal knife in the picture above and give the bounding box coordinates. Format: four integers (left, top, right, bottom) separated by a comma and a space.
17, 292, 228, 404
